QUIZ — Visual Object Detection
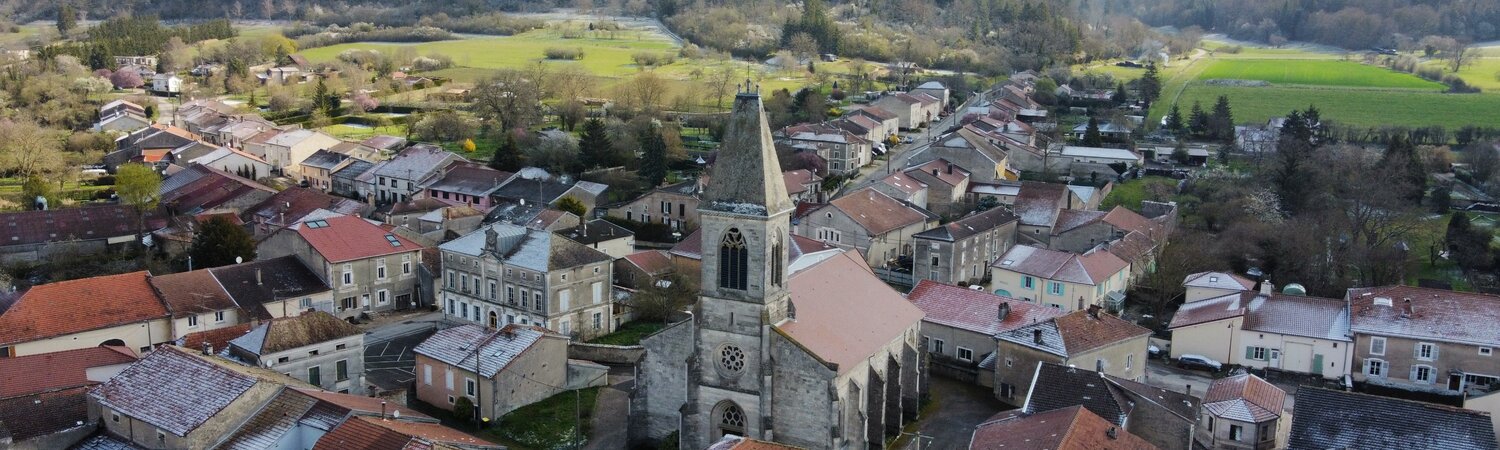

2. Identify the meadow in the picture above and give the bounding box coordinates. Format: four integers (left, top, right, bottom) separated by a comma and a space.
1195, 59, 1444, 90
1165, 84, 1500, 129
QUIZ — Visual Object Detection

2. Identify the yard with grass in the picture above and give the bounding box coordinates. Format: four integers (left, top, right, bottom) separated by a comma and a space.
587, 320, 667, 346
490, 387, 601, 450
1101, 176, 1178, 211
320, 123, 409, 140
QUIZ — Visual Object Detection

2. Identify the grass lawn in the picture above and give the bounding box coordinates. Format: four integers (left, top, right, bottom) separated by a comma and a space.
1101, 176, 1178, 211
320, 123, 409, 140
1164, 84, 1500, 129
490, 387, 601, 450
298, 26, 679, 78
587, 320, 667, 346
1196, 59, 1443, 90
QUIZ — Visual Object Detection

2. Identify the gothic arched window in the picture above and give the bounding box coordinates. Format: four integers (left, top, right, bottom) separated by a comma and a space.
714, 401, 747, 437
719, 229, 748, 290
771, 238, 784, 287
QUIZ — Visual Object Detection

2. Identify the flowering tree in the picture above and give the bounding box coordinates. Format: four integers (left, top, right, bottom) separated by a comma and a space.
110, 69, 144, 89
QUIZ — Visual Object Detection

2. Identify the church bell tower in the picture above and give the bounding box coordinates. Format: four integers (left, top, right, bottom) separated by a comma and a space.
684, 83, 796, 448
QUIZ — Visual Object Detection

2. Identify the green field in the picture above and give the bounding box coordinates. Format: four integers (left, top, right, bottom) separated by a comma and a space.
1167, 84, 1500, 128
299, 26, 680, 77
1196, 59, 1444, 90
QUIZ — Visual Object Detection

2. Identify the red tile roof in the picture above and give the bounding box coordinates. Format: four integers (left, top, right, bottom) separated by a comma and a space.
1051, 310, 1152, 354
312, 414, 418, 450
907, 280, 1063, 335
1347, 285, 1500, 345
778, 251, 925, 375
179, 323, 253, 354
906, 159, 969, 187
295, 215, 422, 263
361, 416, 497, 447
0, 271, 168, 346
0, 205, 166, 247
623, 250, 674, 275
0, 345, 137, 398
669, 229, 703, 259
828, 187, 930, 235
1102, 206, 1161, 239
782, 169, 822, 195
292, 388, 433, 420
150, 269, 238, 317
970, 405, 1156, 450
993, 245, 1129, 286
0, 386, 93, 441
1203, 374, 1285, 423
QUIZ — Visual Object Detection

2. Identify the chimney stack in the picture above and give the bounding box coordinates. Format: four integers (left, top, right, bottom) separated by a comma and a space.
1185, 384, 1192, 395
1033, 329, 1044, 345
256, 268, 262, 286
998, 303, 1011, 322
202, 342, 213, 356
1107, 427, 1118, 440
1260, 279, 1274, 295
947, 163, 954, 174
1087, 304, 1101, 319
1402, 298, 1414, 318
380, 401, 387, 420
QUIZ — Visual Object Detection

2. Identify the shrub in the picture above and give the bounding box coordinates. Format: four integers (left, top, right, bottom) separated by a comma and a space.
545, 47, 585, 60
631, 52, 675, 67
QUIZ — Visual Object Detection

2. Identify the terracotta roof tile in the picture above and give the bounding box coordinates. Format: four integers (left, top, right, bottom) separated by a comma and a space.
0, 386, 93, 441
360, 416, 497, 447
179, 323, 254, 355
993, 245, 1128, 286
1014, 182, 1068, 227
0, 346, 137, 398
150, 270, 237, 317
1102, 206, 1160, 239
876, 171, 927, 196
906, 280, 1063, 335
1000, 310, 1150, 356
1104, 231, 1156, 265
623, 250, 674, 275
292, 388, 432, 420
782, 170, 822, 195
312, 414, 416, 450
971, 405, 1156, 450
777, 251, 924, 375
828, 187, 930, 235
295, 215, 422, 263
669, 229, 703, 259
1203, 374, 1285, 423
0, 205, 166, 248
906, 159, 969, 187
243, 187, 365, 226
0, 271, 167, 346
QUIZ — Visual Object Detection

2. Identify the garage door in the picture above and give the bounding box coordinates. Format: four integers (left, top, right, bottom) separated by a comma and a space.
1284, 342, 1313, 373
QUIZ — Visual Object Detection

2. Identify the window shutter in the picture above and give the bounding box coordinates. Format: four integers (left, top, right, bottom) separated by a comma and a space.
1362, 359, 1370, 375
1415, 345, 1422, 360
1245, 347, 1255, 360
1410, 365, 1419, 382
1432, 345, 1440, 361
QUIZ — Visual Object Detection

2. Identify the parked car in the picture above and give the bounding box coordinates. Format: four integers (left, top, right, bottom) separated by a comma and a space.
1148, 344, 1164, 359
1176, 354, 1223, 372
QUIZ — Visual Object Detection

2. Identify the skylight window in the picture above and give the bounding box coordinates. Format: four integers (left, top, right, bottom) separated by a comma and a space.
1001, 259, 1014, 266
386, 235, 402, 247
305, 220, 328, 229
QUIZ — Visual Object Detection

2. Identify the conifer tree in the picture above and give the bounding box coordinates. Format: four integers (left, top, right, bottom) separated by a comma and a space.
578, 118, 613, 170
489, 132, 523, 172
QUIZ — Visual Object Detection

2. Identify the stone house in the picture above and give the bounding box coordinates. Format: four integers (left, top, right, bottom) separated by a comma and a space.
906, 280, 1062, 386
778, 123, 873, 175
331, 158, 377, 200
227, 311, 367, 394
369, 144, 468, 205
0, 271, 171, 357
258, 215, 424, 319
95, 110, 151, 134
421, 163, 515, 211
994, 307, 1152, 403
1348, 285, 1500, 395
557, 219, 636, 259
904, 159, 973, 216
413, 324, 569, 419
846, 106, 900, 140
872, 94, 925, 129
989, 245, 1131, 312
438, 222, 615, 339
1289, 386, 1497, 450
796, 187, 938, 268
782, 169, 823, 203
149, 269, 246, 340
1198, 374, 1285, 450
249, 129, 342, 175
911, 81, 950, 109
607, 179, 702, 232
1022, 362, 1200, 450
297, 149, 352, 192
1183, 271, 1257, 303
1168, 282, 1352, 379
182, 146, 275, 180
241, 187, 368, 239
906, 129, 1015, 183
830, 115, 884, 143
871, 171, 930, 208
970, 405, 1157, 449
616, 250, 676, 289
0, 345, 138, 449
632, 91, 925, 450
209, 255, 337, 319
89, 346, 283, 450
912, 207, 1018, 286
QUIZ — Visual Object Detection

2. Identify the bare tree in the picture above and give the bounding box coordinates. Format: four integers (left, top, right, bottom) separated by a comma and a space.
470, 70, 544, 131
706, 66, 737, 109
551, 65, 595, 102
1463, 143, 1500, 187
1448, 42, 1475, 72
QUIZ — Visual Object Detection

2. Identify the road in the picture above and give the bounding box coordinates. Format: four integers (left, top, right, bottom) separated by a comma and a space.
843, 94, 981, 195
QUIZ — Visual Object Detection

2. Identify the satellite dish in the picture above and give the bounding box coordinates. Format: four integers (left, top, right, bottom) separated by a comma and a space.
236, 256, 243, 264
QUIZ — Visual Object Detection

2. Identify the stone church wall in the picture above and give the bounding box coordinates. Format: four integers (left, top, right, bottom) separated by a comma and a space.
629, 318, 694, 447
770, 332, 837, 449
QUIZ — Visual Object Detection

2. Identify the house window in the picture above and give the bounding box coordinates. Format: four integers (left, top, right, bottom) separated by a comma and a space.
1207, 416, 1214, 432
187, 315, 199, 328
1370, 337, 1386, 356
342, 264, 353, 286
1048, 282, 1063, 295
1229, 424, 1243, 441
466, 378, 477, 396
423, 364, 432, 385
561, 320, 571, 335
157, 430, 166, 442
1482, 347, 1494, 356
1023, 276, 1035, 289
402, 261, 411, 275
1413, 364, 1434, 383
448, 395, 456, 404
507, 286, 516, 304
377, 263, 387, 280
1261, 425, 1270, 441
593, 312, 602, 330
1417, 342, 1437, 361
112, 412, 120, 423
1248, 346, 1268, 361
336, 343, 346, 350
560, 290, 571, 310
929, 338, 945, 354
1127, 354, 1133, 371
277, 356, 289, 363
489, 280, 497, 300
447, 270, 455, 288
336, 360, 349, 381
377, 290, 389, 305
772, 240, 784, 287
300, 298, 312, 309
308, 366, 321, 386
957, 347, 973, 362
214, 311, 226, 323
719, 229, 749, 290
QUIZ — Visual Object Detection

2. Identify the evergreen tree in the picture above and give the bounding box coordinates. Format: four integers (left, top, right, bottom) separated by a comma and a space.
639, 124, 669, 187
1138, 63, 1162, 107
311, 78, 339, 116
56, 5, 77, 34
1164, 103, 1185, 133
1381, 133, 1427, 204
489, 132, 524, 172
1111, 81, 1128, 104
578, 118, 613, 170
1188, 101, 1210, 138
189, 216, 257, 269
1082, 116, 1104, 147
1209, 95, 1234, 142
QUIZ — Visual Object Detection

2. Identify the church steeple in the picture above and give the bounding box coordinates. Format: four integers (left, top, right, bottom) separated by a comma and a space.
701, 83, 794, 217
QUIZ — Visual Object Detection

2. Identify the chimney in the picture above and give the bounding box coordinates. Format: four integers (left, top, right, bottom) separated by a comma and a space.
947, 163, 954, 174
1185, 384, 1192, 395
1106, 427, 1118, 440
380, 401, 387, 420
256, 268, 262, 286
1087, 304, 1101, 319
932, 169, 939, 176
997, 303, 1011, 322
1260, 278, 1274, 295
1033, 329, 1044, 345
1402, 298, 1414, 318
202, 342, 213, 355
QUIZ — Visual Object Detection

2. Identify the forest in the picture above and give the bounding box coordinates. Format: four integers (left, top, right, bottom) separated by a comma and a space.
1094, 0, 1500, 49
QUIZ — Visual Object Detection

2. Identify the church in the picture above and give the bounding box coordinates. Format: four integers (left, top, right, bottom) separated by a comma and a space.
630, 86, 927, 450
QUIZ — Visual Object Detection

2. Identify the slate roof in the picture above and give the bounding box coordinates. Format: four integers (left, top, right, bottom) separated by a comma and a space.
159, 164, 276, 213
230, 311, 362, 356
1024, 363, 1128, 423
0, 345, 137, 398
999, 309, 1151, 357
216, 388, 320, 450
1014, 182, 1069, 227
1182, 271, 1255, 291
1052, 209, 1107, 234
970, 405, 1156, 450
492, 177, 576, 204
332, 158, 376, 181
413, 324, 548, 378
89, 346, 259, 436
149, 269, 237, 317
1347, 285, 1500, 346
374, 144, 463, 180
424, 164, 513, 197
361, 135, 408, 151
299, 149, 347, 170
0, 386, 93, 441
0, 271, 167, 346
294, 215, 421, 263
0, 204, 166, 247
1168, 292, 1351, 342
1203, 374, 1284, 423
777, 251, 924, 375
906, 280, 1062, 335
558, 219, 634, 245
209, 256, 331, 320
1288, 386, 1497, 450
243, 187, 365, 226
992, 245, 1129, 286
442, 221, 610, 272
828, 187, 931, 235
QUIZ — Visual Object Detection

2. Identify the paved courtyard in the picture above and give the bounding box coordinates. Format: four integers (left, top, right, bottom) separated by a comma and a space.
363, 322, 437, 393
899, 376, 1012, 450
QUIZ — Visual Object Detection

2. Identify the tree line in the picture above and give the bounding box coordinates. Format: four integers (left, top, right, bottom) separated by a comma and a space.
1104, 0, 1500, 50
39, 16, 236, 69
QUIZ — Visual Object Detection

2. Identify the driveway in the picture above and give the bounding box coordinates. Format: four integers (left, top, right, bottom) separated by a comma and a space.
582, 365, 635, 450
899, 377, 1011, 450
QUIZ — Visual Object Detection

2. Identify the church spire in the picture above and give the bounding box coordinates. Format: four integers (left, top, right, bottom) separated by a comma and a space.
701, 82, 794, 217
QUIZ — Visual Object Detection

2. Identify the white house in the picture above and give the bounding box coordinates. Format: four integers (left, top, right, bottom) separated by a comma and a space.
152, 73, 183, 94
1060, 146, 1144, 166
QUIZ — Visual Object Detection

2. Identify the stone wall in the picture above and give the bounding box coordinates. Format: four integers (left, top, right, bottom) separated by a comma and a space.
568, 342, 645, 364
628, 318, 693, 447
769, 332, 837, 449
